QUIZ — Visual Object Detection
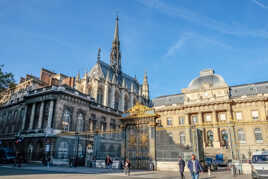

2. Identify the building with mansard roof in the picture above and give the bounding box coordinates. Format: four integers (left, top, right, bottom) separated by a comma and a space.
152, 69, 268, 170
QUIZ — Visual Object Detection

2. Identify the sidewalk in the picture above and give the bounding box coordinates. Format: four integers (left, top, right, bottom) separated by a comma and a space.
0, 164, 250, 179
0, 163, 151, 175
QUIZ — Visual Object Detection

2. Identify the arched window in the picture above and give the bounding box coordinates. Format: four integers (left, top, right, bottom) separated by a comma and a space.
124, 94, 129, 112
77, 113, 84, 132
254, 128, 263, 142
207, 130, 214, 146
62, 109, 71, 132
179, 132, 186, 145
238, 128, 246, 143
57, 141, 69, 159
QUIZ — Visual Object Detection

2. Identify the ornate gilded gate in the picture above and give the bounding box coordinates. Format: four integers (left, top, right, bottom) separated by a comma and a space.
120, 103, 159, 170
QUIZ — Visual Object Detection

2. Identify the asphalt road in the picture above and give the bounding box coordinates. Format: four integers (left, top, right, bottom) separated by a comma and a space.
0, 165, 251, 179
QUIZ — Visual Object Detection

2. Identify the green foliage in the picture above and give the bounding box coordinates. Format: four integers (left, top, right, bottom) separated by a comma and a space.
0, 65, 15, 92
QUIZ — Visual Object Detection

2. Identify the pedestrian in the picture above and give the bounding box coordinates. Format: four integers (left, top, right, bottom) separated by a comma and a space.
178, 156, 185, 179
124, 159, 131, 176
187, 154, 203, 179
105, 155, 110, 169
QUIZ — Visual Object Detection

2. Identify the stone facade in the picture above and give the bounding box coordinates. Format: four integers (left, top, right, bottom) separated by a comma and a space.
152, 69, 268, 162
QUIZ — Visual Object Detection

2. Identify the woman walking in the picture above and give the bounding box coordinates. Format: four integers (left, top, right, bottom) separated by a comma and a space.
124, 159, 131, 176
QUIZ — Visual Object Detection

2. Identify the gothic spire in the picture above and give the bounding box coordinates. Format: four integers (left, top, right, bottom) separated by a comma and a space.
142, 72, 149, 100
110, 16, 121, 75
113, 16, 119, 42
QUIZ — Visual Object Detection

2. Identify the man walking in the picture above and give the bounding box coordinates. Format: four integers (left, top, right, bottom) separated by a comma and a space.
178, 156, 185, 179
187, 154, 203, 179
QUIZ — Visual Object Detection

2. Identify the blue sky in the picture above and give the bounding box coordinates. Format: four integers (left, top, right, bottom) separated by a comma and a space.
1, 0, 268, 98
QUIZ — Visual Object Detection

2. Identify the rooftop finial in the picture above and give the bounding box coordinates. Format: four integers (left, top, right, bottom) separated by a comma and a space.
97, 48, 101, 62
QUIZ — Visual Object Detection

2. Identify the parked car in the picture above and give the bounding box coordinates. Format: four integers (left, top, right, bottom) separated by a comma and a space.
251, 151, 268, 179
205, 157, 218, 171
0, 147, 16, 164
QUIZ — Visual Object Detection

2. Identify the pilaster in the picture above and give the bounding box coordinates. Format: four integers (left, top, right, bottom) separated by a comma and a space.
21, 105, 28, 130
38, 102, 44, 129
47, 100, 55, 128
29, 103, 36, 130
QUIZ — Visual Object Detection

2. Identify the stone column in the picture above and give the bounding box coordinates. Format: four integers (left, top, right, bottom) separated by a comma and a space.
29, 103, 36, 130
185, 114, 192, 146
103, 83, 109, 107
21, 105, 28, 130
212, 111, 220, 148
38, 102, 45, 129
120, 91, 125, 112
47, 100, 55, 128
229, 126, 238, 160
90, 120, 93, 132
130, 93, 134, 108
198, 112, 202, 125
111, 85, 115, 109
149, 121, 156, 163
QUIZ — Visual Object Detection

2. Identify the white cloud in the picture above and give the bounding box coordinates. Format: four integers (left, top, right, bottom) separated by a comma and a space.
165, 33, 193, 57
165, 32, 232, 57
137, 0, 268, 39
251, 0, 268, 9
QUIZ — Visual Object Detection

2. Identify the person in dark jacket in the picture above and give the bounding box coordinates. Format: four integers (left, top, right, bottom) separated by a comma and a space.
187, 154, 203, 179
178, 156, 185, 179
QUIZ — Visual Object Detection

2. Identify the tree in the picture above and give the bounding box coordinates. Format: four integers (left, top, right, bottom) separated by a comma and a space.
0, 65, 15, 92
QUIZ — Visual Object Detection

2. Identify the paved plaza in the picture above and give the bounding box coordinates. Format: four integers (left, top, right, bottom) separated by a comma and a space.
0, 164, 250, 179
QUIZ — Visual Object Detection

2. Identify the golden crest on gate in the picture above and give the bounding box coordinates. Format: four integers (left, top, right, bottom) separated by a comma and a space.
141, 134, 148, 145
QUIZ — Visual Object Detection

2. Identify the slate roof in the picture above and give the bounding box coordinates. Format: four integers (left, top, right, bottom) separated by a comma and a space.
98, 60, 140, 92
152, 93, 184, 107
230, 81, 268, 98
152, 81, 268, 107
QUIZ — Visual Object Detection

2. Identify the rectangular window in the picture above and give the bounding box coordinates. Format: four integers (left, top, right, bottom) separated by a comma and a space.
179, 117, 184, 125
236, 112, 242, 120
219, 113, 226, 121
252, 111, 259, 120
205, 114, 212, 122
191, 115, 198, 124
167, 118, 172, 126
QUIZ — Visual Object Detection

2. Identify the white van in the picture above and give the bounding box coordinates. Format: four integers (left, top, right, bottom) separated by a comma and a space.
251, 151, 268, 179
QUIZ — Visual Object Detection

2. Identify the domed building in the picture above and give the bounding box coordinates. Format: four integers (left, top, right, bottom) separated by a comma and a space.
152, 69, 268, 171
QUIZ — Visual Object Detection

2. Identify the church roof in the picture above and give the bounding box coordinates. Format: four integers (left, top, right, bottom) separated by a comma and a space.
97, 60, 140, 92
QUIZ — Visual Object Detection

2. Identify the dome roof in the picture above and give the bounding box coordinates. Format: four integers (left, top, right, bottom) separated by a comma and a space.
188, 69, 227, 90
